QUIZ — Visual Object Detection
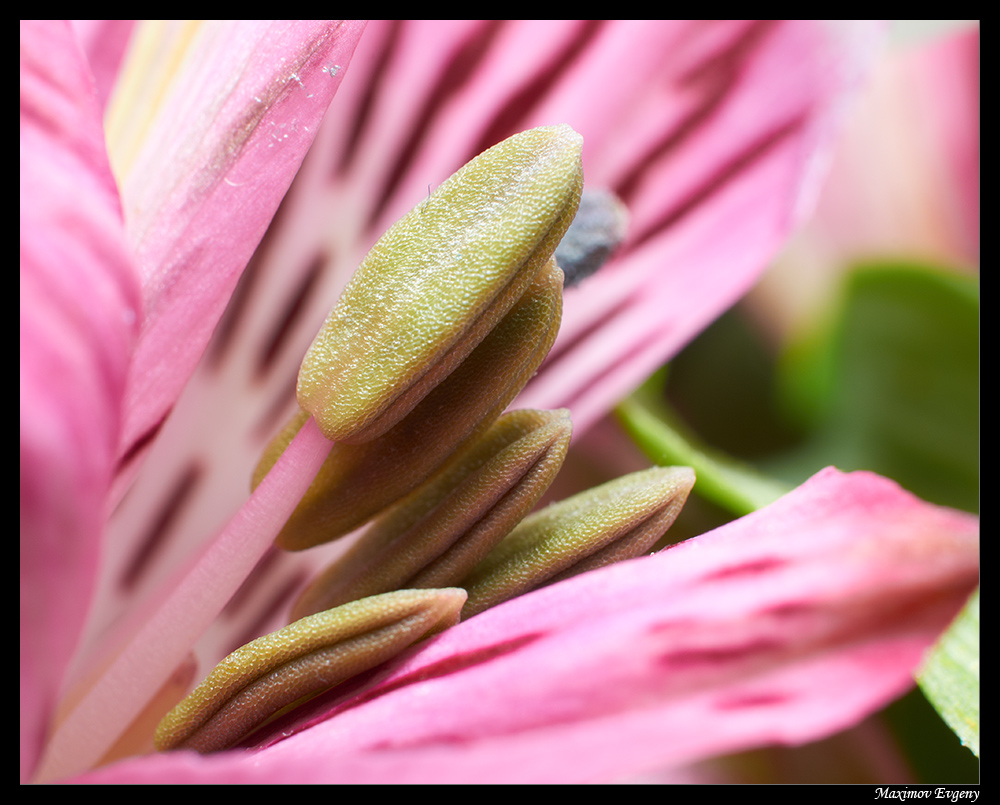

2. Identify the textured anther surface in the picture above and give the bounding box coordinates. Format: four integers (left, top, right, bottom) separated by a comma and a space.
154, 589, 466, 754
460, 466, 696, 618
297, 125, 583, 444
257, 260, 564, 550
290, 408, 572, 619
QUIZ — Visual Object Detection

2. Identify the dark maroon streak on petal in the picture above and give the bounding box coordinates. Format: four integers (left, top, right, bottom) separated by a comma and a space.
714, 691, 789, 711
204, 196, 292, 371
369, 21, 506, 230
114, 416, 168, 479
656, 639, 787, 672
120, 462, 204, 591
699, 557, 789, 583
224, 571, 311, 657
335, 21, 404, 180
468, 21, 603, 160
626, 115, 806, 252
255, 253, 326, 380
614, 20, 778, 204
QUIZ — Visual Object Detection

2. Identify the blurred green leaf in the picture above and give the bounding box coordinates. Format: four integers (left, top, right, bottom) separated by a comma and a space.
617, 370, 790, 517
771, 262, 979, 514
620, 261, 979, 764
918, 587, 980, 757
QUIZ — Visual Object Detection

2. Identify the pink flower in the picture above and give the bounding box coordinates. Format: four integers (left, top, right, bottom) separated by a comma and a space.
754, 22, 979, 341
20, 20, 977, 784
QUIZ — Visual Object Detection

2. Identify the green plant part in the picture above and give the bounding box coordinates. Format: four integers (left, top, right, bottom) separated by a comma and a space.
255, 261, 564, 550
290, 409, 572, 620
297, 125, 583, 444
460, 466, 696, 619
154, 589, 466, 754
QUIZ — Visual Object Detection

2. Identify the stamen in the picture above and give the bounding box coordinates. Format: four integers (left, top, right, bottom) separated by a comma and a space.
290, 409, 572, 620
297, 124, 583, 444
257, 259, 565, 550
460, 466, 696, 618
155, 588, 466, 754
555, 187, 629, 287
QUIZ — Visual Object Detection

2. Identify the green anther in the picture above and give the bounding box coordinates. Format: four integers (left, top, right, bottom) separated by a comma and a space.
255, 262, 564, 550
460, 466, 696, 619
154, 589, 466, 754
297, 125, 583, 444
290, 409, 573, 621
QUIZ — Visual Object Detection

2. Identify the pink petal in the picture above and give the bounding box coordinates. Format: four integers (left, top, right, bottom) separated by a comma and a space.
751, 24, 979, 343
517, 21, 887, 431
74, 468, 978, 783
35, 418, 333, 783
174, 22, 885, 457
19, 19, 141, 783
69, 20, 135, 113
812, 25, 979, 267
113, 20, 367, 490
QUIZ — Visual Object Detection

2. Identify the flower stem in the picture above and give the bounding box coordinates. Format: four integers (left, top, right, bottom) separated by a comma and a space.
33, 418, 333, 783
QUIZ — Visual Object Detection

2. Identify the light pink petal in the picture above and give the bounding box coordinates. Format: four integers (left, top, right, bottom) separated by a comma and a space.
163, 21, 885, 460
113, 20, 366, 490
812, 25, 979, 266
19, 19, 141, 783
74, 468, 978, 783
35, 418, 332, 783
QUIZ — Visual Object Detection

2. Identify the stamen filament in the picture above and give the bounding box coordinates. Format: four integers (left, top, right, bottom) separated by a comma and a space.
33, 417, 333, 783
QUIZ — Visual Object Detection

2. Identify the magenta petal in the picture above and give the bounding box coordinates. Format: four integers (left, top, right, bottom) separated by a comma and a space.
20, 20, 141, 783
113, 20, 366, 482
260, 469, 978, 782
200, 22, 886, 448
72, 468, 977, 783
516, 21, 885, 431
69, 20, 135, 113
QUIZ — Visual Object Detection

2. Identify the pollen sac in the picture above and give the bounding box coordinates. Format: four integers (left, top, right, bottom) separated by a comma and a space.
255, 261, 564, 550
554, 187, 629, 287
154, 588, 466, 754
290, 409, 572, 621
459, 466, 696, 619
297, 124, 583, 444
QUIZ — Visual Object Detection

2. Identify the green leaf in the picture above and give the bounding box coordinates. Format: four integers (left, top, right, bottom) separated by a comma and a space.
617, 370, 789, 516
772, 262, 979, 514
918, 587, 980, 757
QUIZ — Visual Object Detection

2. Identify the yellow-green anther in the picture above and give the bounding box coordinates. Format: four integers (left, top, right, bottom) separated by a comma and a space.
255, 260, 564, 550
154, 588, 466, 754
290, 409, 572, 621
297, 125, 583, 444
459, 466, 696, 619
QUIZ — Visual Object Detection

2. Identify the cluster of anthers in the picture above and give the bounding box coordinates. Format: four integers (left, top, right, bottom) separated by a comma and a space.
153, 125, 695, 755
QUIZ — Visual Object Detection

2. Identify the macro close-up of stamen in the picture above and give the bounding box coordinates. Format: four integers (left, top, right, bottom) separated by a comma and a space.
21, 20, 978, 787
